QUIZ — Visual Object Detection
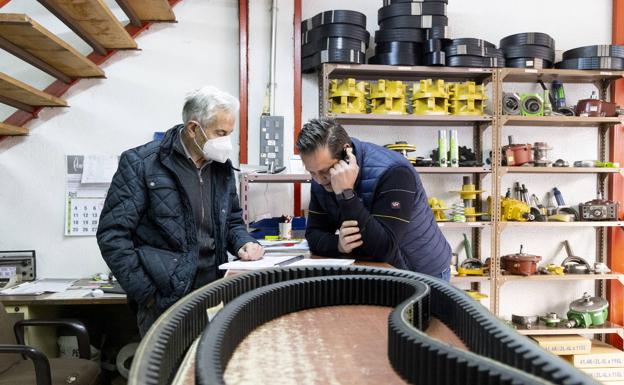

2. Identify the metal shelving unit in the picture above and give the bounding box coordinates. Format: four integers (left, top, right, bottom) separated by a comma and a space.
499, 273, 624, 285
516, 322, 624, 338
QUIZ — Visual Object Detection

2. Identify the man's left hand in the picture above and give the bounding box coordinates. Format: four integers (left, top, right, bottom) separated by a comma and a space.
238, 242, 264, 261
329, 147, 359, 194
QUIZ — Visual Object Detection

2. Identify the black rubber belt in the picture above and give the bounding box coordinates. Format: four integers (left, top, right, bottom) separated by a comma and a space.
375, 28, 426, 42
384, 0, 447, 4
425, 50, 445, 65
427, 25, 449, 39
450, 38, 495, 48
378, 15, 448, 29
378, 2, 447, 21
302, 49, 366, 73
370, 51, 422, 66
555, 57, 624, 70
500, 32, 555, 49
505, 57, 553, 69
301, 10, 366, 33
425, 38, 451, 52
562, 44, 624, 60
502, 44, 555, 62
375, 41, 424, 53
447, 55, 504, 68
446, 44, 504, 59
130, 266, 597, 385
302, 23, 369, 45
302, 37, 366, 58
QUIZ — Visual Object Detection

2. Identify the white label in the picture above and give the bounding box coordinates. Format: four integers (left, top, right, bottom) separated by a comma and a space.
336, 64, 351, 69
525, 69, 538, 73
589, 105, 599, 112
468, 68, 485, 72
411, 3, 423, 14
600, 71, 614, 76
398, 66, 412, 70
267, 140, 276, 146
267, 153, 276, 159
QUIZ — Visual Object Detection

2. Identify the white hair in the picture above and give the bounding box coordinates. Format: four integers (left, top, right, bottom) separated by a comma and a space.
182, 86, 239, 128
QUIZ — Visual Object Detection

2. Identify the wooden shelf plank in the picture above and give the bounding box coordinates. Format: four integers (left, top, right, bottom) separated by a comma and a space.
327, 113, 492, 126
516, 321, 623, 337
0, 14, 104, 79
437, 221, 491, 229
501, 115, 623, 127
0, 72, 67, 110
123, 0, 176, 21
324, 63, 494, 83
500, 273, 624, 284
500, 68, 624, 84
451, 276, 490, 283
501, 221, 624, 229
500, 167, 623, 174
0, 122, 28, 136
415, 167, 491, 174
38, 0, 137, 50
243, 173, 312, 183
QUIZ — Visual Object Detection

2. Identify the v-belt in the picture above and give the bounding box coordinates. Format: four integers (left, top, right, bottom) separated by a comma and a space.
450, 38, 496, 49
500, 32, 555, 49
128, 266, 598, 385
505, 57, 553, 69
302, 37, 366, 58
378, 15, 448, 29
302, 49, 366, 73
425, 50, 446, 65
384, 0, 448, 5
563, 44, 624, 60
425, 38, 451, 53
302, 23, 369, 46
369, 51, 421, 66
375, 41, 424, 54
375, 28, 426, 43
427, 25, 449, 39
555, 56, 624, 70
502, 44, 555, 62
301, 10, 366, 34
378, 2, 448, 21
445, 44, 504, 59
447, 55, 504, 68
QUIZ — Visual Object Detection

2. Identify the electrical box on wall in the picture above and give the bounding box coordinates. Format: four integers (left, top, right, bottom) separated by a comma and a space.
259, 115, 284, 170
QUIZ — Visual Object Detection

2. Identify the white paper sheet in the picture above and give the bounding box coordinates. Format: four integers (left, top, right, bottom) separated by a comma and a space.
288, 258, 355, 267
219, 255, 303, 270
81, 155, 118, 184
0, 278, 76, 295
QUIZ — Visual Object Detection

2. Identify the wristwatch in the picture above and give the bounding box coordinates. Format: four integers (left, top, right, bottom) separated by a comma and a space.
335, 189, 356, 201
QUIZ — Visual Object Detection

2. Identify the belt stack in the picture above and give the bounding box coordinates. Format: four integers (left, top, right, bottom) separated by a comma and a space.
371, 0, 449, 66
500, 32, 555, 69
301, 10, 369, 73
443, 38, 504, 68
557, 44, 624, 70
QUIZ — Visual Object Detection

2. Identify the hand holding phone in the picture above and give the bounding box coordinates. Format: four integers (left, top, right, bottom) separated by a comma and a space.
329, 147, 359, 194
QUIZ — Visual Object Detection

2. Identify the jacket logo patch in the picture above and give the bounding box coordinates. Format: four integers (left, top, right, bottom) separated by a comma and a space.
391, 201, 401, 209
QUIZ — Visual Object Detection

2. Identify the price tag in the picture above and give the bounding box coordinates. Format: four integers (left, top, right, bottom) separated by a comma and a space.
524, 69, 538, 73
397, 66, 412, 70
600, 71, 613, 76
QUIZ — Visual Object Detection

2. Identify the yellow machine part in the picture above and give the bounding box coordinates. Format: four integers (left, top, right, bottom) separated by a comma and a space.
500, 197, 531, 222
428, 197, 449, 222
328, 78, 368, 114
412, 79, 450, 115
465, 290, 488, 300
458, 267, 486, 276
448, 81, 487, 116
451, 184, 486, 200
369, 79, 407, 114
546, 264, 565, 275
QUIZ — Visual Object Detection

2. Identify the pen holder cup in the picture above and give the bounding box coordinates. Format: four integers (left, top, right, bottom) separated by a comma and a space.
278, 222, 292, 239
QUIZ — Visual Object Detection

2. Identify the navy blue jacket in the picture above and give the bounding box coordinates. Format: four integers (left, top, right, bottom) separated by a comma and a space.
306, 138, 451, 276
96, 126, 255, 314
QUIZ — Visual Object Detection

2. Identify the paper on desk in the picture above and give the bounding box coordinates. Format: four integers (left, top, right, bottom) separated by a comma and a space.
260, 240, 309, 253
0, 279, 76, 295
219, 255, 302, 270
46, 289, 93, 299
288, 258, 355, 267
81, 155, 118, 184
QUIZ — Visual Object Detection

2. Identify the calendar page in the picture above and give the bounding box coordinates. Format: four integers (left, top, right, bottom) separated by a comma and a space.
64, 155, 117, 236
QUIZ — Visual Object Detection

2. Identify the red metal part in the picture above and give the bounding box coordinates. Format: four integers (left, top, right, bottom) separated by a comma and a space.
0, 0, 182, 142
238, 0, 248, 164
293, 0, 302, 216
608, 0, 624, 349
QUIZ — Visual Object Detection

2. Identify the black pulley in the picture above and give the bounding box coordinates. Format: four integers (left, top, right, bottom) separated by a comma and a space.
425, 38, 451, 53
447, 55, 504, 68
427, 26, 449, 39
302, 49, 366, 73
369, 51, 421, 66
449, 38, 496, 49
375, 28, 426, 43
302, 24, 369, 45
302, 37, 366, 58
555, 57, 624, 70
384, 0, 448, 4
378, 15, 448, 29
445, 44, 504, 59
562, 44, 624, 60
425, 51, 445, 66
505, 57, 553, 69
301, 10, 366, 33
502, 44, 555, 62
375, 41, 424, 54
378, 2, 447, 21
499, 32, 555, 49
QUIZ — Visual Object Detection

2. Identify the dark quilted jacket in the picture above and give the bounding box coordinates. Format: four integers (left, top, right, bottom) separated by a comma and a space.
96, 125, 255, 315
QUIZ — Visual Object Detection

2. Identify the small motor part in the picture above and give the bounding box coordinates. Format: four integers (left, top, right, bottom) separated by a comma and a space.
501, 245, 542, 276
385, 142, 417, 164
501, 197, 533, 222
520, 93, 544, 116
428, 197, 450, 222
438, 129, 448, 167
551, 80, 566, 110
532, 142, 553, 166
566, 292, 609, 328
540, 312, 563, 327
449, 129, 459, 167
557, 106, 576, 116
545, 264, 565, 275
579, 197, 619, 221
552, 187, 565, 206
511, 314, 539, 329
576, 91, 617, 117
574, 160, 597, 167
552, 159, 569, 167
593, 262, 611, 274
502, 92, 521, 115
458, 258, 486, 276
502, 135, 532, 166
561, 241, 591, 274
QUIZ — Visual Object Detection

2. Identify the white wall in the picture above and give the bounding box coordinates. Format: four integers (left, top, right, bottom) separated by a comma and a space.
0, 0, 615, 318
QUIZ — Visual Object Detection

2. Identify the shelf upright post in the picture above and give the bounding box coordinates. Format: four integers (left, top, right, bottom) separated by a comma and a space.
490, 68, 503, 314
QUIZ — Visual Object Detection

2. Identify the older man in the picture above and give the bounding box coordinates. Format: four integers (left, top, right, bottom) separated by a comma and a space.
97, 86, 263, 335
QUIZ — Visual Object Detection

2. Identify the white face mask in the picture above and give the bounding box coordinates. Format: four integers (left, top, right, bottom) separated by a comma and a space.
194, 123, 232, 163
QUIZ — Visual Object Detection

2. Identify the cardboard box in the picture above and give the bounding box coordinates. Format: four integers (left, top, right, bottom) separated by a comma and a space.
582, 367, 624, 382
531, 335, 591, 356
563, 340, 624, 368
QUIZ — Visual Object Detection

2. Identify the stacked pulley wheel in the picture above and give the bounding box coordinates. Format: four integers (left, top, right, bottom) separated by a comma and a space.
500, 32, 555, 69
301, 10, 369, 73
444, 38, 504, 68
371, 0, 449, 66
557, 44, 624, 70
